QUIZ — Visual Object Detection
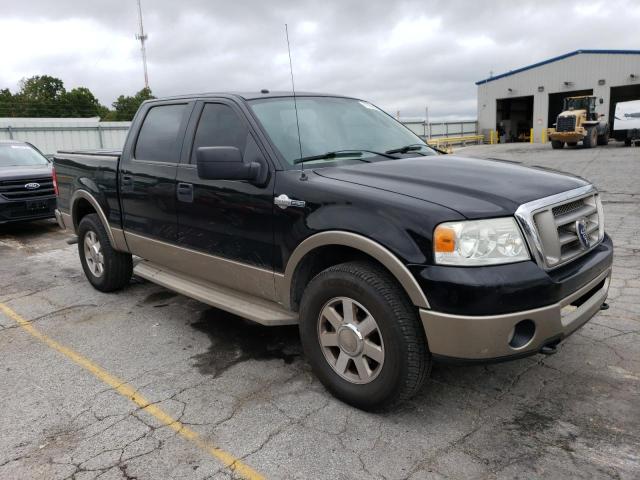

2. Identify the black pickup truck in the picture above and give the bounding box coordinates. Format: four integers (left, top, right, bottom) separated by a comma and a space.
54, 92, 613, 410
1, 140, 57, 224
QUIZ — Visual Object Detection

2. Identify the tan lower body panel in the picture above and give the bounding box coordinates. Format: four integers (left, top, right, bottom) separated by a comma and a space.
125, 231, 276, 302
134, 260, 298, 326
420, 268, 610, 360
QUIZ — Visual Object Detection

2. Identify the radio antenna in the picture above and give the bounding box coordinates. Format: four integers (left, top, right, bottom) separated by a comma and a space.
285, 24, 306, 180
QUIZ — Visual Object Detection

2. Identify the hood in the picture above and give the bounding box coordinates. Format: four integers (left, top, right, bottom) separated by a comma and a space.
0, 164, 52, 181
314, 155, 588, 219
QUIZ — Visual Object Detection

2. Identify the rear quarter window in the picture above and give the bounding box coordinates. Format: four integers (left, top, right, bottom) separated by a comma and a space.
135, 104, 187, 162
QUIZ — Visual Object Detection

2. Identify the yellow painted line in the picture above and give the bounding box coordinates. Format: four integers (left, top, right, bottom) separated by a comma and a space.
0, 302, 265, 480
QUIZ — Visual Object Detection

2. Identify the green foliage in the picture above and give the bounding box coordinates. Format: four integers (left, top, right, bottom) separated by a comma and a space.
111, 87, 156, 121
0, 75, 154, 120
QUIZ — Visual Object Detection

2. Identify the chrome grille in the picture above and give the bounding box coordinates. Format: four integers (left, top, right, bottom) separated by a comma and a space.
556, 116, 576, 132
0, 177, 55, 200
515, 186, 604, 270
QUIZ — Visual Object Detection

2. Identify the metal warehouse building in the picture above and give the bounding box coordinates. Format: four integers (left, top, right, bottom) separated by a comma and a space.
476, 49, 640, 143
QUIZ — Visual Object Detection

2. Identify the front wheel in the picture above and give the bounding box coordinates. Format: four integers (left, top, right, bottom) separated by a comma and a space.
299, 261, 431, 410
551, 140, 564, 149
583, 127, 597, 148
597, 129, 609, 146
78, 214, 132, 292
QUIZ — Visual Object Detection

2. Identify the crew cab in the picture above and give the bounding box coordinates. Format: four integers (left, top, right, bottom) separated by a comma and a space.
0, 140, 57, 224
54, 92, 613, 410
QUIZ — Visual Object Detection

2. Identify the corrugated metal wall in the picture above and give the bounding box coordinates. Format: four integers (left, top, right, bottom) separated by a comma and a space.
1, 117, 478, 153
0, 118, 130, 154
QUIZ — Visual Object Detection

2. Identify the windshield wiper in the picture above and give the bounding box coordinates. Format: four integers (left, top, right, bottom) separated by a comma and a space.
385, 143, 430, 155
293, 149, 397, 165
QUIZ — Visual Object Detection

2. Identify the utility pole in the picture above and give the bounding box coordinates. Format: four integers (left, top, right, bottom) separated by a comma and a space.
425, 105, 430, 139
135, 0, 149, 89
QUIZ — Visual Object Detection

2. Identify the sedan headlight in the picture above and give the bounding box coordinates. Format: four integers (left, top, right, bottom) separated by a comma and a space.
434, 218, 530, 266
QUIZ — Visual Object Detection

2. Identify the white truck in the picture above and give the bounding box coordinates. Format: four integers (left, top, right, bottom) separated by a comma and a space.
613, 99, 640, 146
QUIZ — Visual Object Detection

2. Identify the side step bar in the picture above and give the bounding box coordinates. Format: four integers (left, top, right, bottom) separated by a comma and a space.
133, 260, 298, 326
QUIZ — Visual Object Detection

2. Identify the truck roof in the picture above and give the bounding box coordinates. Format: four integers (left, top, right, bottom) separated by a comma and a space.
145, 91, 356, 103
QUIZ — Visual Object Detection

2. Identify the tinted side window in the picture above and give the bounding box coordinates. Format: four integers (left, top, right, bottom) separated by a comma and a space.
135, 104, 187, 162
191, 103, 248, 162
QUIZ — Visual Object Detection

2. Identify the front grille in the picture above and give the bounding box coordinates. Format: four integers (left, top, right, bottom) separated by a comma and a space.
0, 177, 55, 200
516, 188, 604, 270
556, 116, 576, 132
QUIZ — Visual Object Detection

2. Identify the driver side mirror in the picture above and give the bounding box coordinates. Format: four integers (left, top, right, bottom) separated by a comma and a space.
196, 146, 261, 182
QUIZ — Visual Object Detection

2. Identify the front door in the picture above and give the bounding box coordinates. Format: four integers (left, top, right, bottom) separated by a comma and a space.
175, 100, 276, 300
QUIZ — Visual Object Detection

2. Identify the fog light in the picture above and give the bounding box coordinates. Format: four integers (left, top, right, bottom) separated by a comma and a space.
508, 319, 536, 349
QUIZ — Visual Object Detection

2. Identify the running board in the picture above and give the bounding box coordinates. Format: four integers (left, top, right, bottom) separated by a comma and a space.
133, 260, 298, 326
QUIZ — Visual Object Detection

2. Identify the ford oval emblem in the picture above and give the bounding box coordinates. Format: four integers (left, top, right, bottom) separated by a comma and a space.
24, 182, 41, 190
576, 218, 590, 249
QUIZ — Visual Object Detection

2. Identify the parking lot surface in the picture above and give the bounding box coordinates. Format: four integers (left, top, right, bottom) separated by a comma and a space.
1, 142, 638, 479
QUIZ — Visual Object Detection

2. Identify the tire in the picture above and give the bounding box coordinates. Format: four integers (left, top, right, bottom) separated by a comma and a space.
583, 127, 597, 148
597, 129, 609, 146
624, 138, 632, 147
551, 140, 564, 149
78, 214, 132, 292
299, 261, 431, 410
567, 142, 578, 147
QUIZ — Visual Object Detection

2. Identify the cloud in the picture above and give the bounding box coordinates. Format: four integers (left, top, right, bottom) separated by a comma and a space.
1, 0, 639, 119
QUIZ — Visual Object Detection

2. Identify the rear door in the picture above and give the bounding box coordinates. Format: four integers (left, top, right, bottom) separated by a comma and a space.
174, 99, 277, 300
119, 101, 193, 246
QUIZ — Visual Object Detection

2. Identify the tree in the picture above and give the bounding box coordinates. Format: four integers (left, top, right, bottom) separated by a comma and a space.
111, 87, 155, 121
63, 87, 104, 117
0, 75, 152, 120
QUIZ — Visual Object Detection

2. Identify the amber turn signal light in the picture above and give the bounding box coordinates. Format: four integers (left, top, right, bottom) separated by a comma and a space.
434, 226, 456, 253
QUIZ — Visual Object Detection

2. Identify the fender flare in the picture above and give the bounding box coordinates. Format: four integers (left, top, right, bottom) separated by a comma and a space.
278, 231, 430, 309
70, 190, 129, 252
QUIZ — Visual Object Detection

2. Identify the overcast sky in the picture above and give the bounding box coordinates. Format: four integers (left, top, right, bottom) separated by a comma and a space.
2, 0, 639, 120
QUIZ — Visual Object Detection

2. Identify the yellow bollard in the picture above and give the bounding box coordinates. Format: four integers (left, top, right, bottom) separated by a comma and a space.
541, 129, 547, 144
530, 128, 534, 144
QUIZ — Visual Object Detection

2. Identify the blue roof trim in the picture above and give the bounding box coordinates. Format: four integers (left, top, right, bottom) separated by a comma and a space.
476, 49, 640, 85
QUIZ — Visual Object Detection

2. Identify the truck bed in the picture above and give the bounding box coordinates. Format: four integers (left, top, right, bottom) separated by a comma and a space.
53, 149, 122, 226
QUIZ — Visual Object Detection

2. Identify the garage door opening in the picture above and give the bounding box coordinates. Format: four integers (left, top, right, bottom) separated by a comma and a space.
609, 84, 640, 128
496, 96, 533, 142
548, 89, 593, 128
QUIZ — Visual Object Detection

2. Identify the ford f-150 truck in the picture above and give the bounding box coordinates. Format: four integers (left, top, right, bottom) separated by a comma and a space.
54, 92, 613, 410
1, 140, 57, 224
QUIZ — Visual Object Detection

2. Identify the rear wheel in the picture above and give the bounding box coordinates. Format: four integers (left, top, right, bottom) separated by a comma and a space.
551, 140, 564, 149
597, 129, 609, 146
78, 214, 132, 292
299, 261, 431, 411
583, 127, 597, 148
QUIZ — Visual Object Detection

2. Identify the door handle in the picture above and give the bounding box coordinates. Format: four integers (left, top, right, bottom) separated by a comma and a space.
121, 174, 133, 185
177, 182, 194, 203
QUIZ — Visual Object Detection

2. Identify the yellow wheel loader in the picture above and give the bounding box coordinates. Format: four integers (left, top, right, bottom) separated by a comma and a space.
548, 96, 609, 149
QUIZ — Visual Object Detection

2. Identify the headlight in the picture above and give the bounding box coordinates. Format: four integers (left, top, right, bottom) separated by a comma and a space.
434, 218, 530, 266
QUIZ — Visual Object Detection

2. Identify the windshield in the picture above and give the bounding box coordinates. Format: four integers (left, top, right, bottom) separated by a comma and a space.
248, 96, 437, 168
564, 97, 590, 111
0, 144, 49, 167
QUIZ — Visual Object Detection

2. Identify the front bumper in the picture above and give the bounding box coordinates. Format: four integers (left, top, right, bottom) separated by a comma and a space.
415, 233, 613, 362
0, 196, 56, 224
420, 267, 610, 361
548, 127, 586, 143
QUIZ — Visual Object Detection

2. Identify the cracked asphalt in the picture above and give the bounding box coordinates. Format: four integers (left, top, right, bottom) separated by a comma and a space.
1, 142, 639, 479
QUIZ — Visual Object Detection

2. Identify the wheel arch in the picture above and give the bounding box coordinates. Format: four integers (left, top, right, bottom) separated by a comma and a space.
278, 231, 430, 311
71, 190, 129, 252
